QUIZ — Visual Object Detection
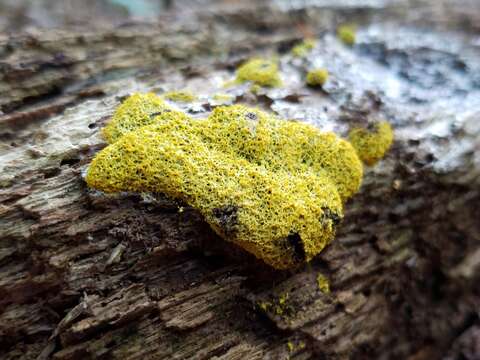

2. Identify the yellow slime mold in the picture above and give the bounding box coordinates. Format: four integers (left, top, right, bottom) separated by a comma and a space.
87, 97, 367, 269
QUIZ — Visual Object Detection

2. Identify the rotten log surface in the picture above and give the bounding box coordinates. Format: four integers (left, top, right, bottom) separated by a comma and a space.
1, 1, 480, 359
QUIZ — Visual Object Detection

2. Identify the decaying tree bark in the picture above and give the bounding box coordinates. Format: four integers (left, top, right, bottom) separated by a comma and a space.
1, 1, 479, 359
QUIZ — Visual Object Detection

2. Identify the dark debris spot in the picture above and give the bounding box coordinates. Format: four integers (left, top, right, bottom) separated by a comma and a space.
212, 205, 238, 235
320, 207, 341, 226
150, 109, 171, 118
0, 132, 14, 141
287, 232, 305, 262
60, 157, 80, 167
255, 94, 274, 107
43, 168, 61, 179
276, 38, 300, 54
116, 94, 129, 102
366, 122, 378, 131
282, 93, 304, 103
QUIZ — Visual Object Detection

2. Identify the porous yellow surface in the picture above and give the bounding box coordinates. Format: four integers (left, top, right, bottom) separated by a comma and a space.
337, 25, 356, 46
235, 58, 282, 87
291, 39, 316, 57
87, 96, 364, 269
316, 273, 331, 293
205, 106, 363, 201
102, 93, 172, 144
348, 121, 394, 166
306, 68, 329, 87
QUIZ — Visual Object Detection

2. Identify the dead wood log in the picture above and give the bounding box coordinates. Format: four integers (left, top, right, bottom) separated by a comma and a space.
1, 1, 479, 359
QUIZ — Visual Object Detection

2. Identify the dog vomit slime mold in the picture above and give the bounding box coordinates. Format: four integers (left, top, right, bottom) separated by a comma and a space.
87, 93, 392, 269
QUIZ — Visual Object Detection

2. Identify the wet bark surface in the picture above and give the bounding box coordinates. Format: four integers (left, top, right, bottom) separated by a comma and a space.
1, 1, 480, 359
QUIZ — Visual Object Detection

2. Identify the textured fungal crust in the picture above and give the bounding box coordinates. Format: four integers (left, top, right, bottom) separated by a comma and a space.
205, 106, 363, 201
235, 58, 282, 87
306, 69, 329, 87
102, 93, 173, 144
162, 90, 197, 103
316, 273, 330, 293
348, 121, 394, 166
102, 93, 190, 144
291, 39, 316, 58
87, 96, 364, 269
337, 25, 356, 46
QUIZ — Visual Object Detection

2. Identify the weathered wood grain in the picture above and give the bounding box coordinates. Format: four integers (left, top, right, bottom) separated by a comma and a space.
1, 1, 479, 359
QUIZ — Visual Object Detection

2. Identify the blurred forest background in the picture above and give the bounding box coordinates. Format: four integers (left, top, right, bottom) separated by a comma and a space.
0, 0, 479, 31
